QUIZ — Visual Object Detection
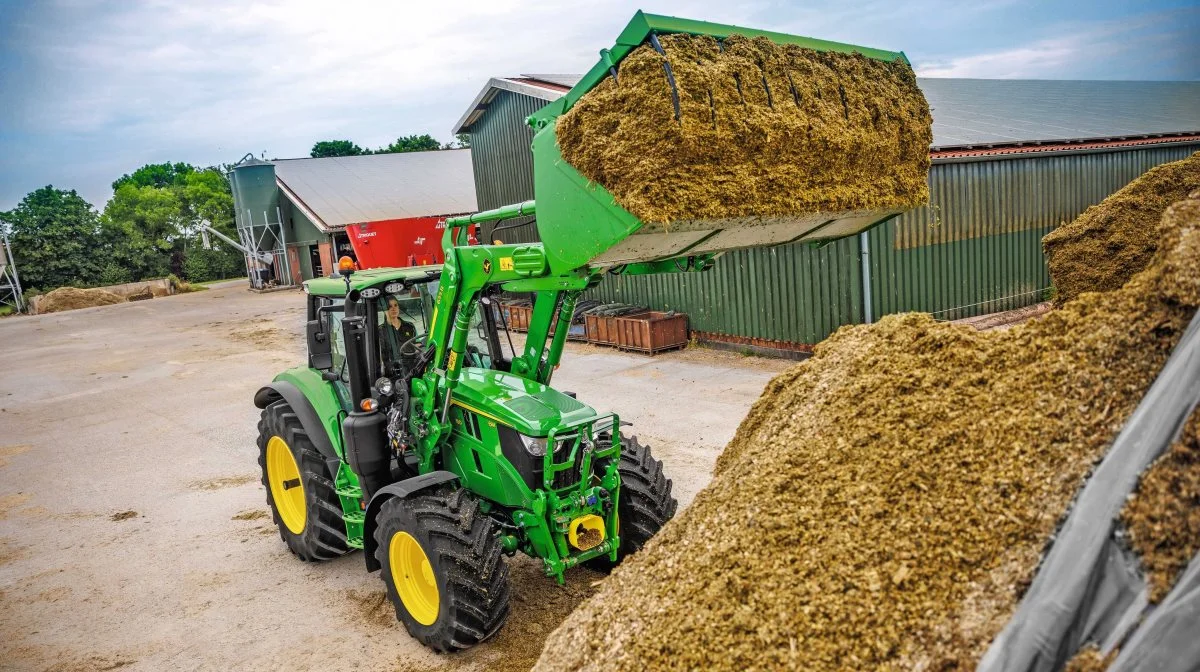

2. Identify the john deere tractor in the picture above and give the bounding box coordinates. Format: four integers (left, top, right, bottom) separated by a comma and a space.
253, 11, 916, 652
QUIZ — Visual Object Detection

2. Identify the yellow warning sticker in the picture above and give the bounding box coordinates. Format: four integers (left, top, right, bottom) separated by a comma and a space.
447, 350, 458, 371
499, 257, 514, 271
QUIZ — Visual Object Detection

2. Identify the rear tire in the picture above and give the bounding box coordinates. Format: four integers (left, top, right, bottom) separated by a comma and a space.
587, 434, 677, 571
374, 488, 510, 652
256, 400, 349, 561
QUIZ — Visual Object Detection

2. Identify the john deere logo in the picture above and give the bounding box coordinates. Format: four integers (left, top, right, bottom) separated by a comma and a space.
482, 259, 492, 273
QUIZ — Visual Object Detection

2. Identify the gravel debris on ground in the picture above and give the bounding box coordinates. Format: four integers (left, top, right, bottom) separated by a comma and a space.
534, 165, 1200, 671
556, 33, 931, 225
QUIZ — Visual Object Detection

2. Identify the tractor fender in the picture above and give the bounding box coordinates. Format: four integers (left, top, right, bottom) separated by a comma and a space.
254, 382, 341, 475
362, 471, 461, 572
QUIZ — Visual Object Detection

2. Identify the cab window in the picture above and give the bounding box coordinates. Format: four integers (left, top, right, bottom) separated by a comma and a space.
319, 298, 347, 381
377, 289, 428, 376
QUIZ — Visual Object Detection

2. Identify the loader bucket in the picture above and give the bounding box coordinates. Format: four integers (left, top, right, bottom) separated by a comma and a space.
525, 11, 932, 274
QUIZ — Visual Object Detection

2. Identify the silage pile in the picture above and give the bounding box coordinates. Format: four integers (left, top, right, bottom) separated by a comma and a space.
535, 160, 1200, 671
1044, 151, 1200, 303
1121, 403, 1200, 604
556, 34, 932, 225
37, 287, 126, 313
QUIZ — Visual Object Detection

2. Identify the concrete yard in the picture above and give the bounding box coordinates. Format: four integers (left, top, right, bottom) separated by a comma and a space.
0, 282, 789, 672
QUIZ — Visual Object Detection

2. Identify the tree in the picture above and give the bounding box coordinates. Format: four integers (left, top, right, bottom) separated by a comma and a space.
377, 134, 441, 154
112, 162, 195, 191
179, 169, 242, 281
0, 186, 104, 291
455, 133, 471, 148
181, 169, 235, 234
101, 183, 182, 280
311, 140, 366, 158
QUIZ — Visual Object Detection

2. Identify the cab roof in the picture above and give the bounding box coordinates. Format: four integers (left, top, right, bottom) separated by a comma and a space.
304, 265, 443, 297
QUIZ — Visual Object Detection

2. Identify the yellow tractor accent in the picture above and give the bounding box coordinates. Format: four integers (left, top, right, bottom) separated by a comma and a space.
266, 436, 306, 534
390, 531, 440, 626
568, 514, 606, 551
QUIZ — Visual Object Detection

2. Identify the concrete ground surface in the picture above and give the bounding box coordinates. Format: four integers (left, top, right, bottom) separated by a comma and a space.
0, 281, 789, 672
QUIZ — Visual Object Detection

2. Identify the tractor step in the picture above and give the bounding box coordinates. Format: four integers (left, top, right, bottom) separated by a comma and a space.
343, 510, 365, 525
335, 485, 363, 499
347, 535, 364, 550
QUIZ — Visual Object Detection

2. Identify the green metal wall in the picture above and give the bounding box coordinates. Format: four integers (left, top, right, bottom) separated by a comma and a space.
279, 199, 324, 246
465, 90, 544, 243
593, 237, 864, 344
588, 144, 1200, 344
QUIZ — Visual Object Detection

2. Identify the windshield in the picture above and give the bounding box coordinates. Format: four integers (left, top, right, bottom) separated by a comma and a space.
371, 280, 514, 375
377, 287, 429, 375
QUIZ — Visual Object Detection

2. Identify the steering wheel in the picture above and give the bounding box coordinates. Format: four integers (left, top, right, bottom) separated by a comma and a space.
389, 333, 430, 378
399, 333, 423, 359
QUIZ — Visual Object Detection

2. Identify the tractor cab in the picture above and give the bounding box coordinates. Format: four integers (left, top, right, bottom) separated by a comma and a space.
303, 265, 513, 413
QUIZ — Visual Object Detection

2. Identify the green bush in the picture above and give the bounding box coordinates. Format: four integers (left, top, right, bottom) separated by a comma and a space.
182, 246, 243, 283
99, 262, 133, 286
167, 273, 205, 294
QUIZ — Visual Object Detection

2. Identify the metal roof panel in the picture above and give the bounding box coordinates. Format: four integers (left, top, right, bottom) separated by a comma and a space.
919, 79, 1200, 148
273, 149, 477, 229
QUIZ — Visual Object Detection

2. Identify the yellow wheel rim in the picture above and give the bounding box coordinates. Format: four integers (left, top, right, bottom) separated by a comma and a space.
266, 436, 306, 535
389, 531, 439, 626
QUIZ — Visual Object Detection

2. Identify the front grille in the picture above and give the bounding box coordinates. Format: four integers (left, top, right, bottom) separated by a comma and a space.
550, 436, 584, 489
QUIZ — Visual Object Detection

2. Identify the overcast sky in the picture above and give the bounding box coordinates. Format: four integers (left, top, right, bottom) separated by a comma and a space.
1, 0, 1197, 211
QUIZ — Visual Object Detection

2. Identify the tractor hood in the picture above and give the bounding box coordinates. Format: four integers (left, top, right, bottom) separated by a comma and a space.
451, 367, 598, 437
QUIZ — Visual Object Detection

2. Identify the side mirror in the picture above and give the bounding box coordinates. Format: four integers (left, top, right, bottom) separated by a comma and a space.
307, 319, 333, 369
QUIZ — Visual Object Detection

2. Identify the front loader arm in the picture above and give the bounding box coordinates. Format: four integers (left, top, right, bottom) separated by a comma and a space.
417, 200, 722, 460
415, 214, 592, 457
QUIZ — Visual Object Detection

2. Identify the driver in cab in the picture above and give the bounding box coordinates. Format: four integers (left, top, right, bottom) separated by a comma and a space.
378, 295, 416, 368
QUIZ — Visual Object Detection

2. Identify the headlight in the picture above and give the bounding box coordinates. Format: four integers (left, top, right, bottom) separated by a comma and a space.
519, 435, 547, 456
374, 376, 394, 396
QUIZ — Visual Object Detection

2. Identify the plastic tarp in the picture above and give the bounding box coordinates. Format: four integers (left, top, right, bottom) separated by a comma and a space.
1110, 552, 1200, 670
979, 309, 1200, 672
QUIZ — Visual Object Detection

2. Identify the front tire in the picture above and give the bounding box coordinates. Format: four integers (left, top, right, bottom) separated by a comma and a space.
374, 488, 510, 651
256, 400, 349, 561
588, 434, 677, 571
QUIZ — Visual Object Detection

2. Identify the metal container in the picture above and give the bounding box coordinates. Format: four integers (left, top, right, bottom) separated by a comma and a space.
613, 311, 689, 354
584, 311, 649, 346
502, 302, 533, 332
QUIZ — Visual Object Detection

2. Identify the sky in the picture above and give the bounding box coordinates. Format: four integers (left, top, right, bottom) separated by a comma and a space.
0, 0, 1197, 212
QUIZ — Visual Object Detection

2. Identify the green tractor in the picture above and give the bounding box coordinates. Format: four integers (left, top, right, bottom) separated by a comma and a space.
255, 262, 675, 649
253, 11, 915, 651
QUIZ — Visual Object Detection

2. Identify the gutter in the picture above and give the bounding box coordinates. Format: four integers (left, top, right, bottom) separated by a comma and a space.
931, 134, 1200, 164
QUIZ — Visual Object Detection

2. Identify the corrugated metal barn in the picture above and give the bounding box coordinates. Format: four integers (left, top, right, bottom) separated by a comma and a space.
230, 149, 477, 283
453, 76, 1200, 353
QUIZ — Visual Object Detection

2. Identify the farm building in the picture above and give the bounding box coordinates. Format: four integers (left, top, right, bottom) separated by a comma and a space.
453, 75, 1200, 354
228, 149, 477, 284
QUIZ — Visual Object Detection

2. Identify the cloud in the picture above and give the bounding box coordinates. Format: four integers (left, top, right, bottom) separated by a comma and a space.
916, 7, 1200, 79
0, 0, 1196, 211
916, 38, 1083, 78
